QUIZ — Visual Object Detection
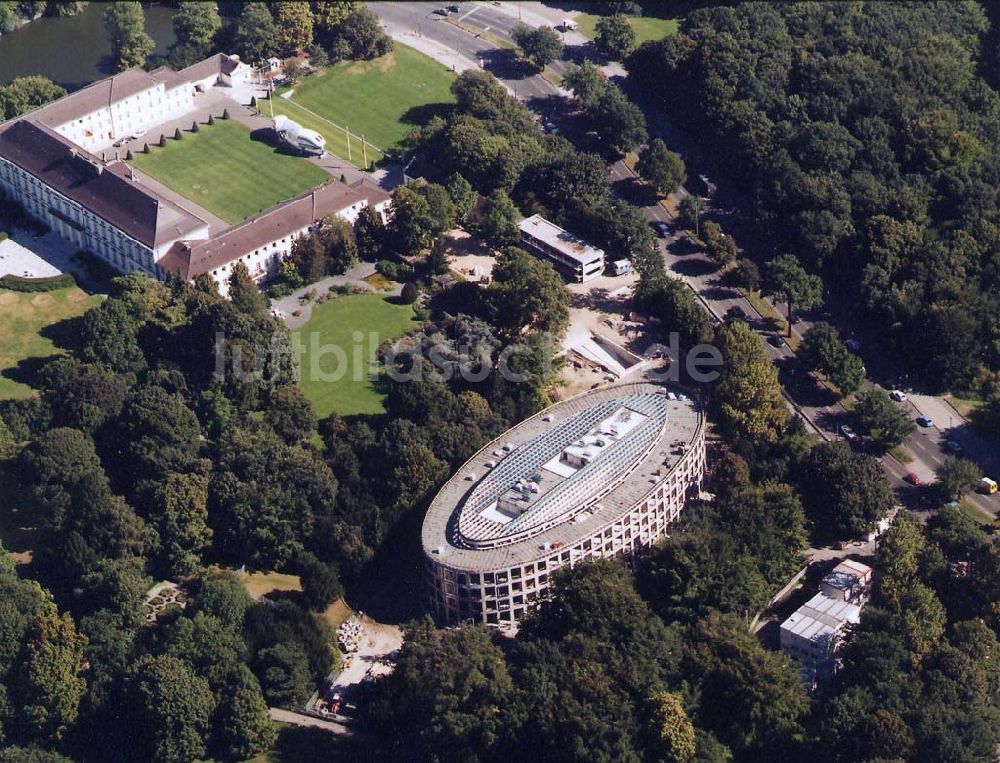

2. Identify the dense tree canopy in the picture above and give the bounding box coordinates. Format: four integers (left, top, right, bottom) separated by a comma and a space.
103, 1, 153, 72
628, 2, 1000, 392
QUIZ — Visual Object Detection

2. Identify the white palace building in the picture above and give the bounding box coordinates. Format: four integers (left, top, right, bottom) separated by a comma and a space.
0, 56, 389, 295
422, 382, 706, 628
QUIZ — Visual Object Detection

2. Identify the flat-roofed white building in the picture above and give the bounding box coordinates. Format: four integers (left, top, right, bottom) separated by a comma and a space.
820, 559, 872, 604
422, 382, 706, 628
780, 592, 862, 685
518, 214, 605, 282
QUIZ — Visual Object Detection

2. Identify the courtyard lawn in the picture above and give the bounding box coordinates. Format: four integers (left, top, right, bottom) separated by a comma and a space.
130, 119, 330, 224
0, 286, 103, 400
277, 43, 456, 154
297, 293, 418, 417
575, 12, 679, 45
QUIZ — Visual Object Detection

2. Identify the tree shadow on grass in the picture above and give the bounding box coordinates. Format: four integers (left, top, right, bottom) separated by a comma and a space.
249, 126, 305, 156
398, 102, 454, 131
38, 313, 89, 352
0, 353, 62, 393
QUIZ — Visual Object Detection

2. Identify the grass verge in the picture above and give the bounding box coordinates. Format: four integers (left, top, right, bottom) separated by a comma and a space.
296, 293, 418, 417
889, 445, 914, 464
130, 120, 329, 224
574, 11, 679, 45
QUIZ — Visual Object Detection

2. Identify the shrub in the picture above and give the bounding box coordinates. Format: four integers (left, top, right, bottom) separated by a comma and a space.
143, 142, 150, 153
125, 149, 134, 160
174, 127, 182, 140
222, 108, 230, 120
208, 114, 215, 125
191, 121, 199, 133
249, 97, 256, 110
0, 273, 76, 292
400, 281, 419, 304
340, 173, 346, 183
158, 134, 166, 147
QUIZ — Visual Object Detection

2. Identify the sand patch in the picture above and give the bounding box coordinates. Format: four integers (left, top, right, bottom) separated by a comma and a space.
30, 294, 54, 308
65, 288, 89, 302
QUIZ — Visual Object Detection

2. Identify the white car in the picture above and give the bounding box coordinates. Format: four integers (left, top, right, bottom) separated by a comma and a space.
890, 390, 907, 402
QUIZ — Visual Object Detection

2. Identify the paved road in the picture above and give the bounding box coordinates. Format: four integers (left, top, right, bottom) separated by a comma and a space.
369, 1, 999, 521
268, 707, 351, 735
372, 1, 560, 101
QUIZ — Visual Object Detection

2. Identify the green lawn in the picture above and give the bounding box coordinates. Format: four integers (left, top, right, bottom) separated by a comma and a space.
296, 294, 418, 417
575, 12, 679, 45
0, 286, 103, 400
130, 120, 330, 224
276, 43, 456, 154
267, 95, 383, 169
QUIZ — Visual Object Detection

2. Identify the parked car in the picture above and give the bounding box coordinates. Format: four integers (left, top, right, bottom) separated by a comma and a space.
650, 220, 670, 237
766, 334, 784, 348
890, 389, 908, 402
916, 415, 934, 427
841, 424, 859, 442
447, 3, 461, 11
905, 472, 922, 486
434, 7, 450, 15
945, 440, 963, 454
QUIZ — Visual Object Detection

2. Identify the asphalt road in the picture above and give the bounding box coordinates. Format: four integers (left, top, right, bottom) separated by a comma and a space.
369, 1, 999, 522
371, 1, 559, 101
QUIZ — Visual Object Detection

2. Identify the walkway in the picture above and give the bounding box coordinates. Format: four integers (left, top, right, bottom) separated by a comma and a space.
270, 261, 402, 330
268, 708, 351, 736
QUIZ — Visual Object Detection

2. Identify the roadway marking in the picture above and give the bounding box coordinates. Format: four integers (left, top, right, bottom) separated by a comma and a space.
459, 5, 480, 22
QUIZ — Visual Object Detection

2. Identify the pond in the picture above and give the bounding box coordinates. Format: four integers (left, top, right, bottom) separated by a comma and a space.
0, 1, 177, 91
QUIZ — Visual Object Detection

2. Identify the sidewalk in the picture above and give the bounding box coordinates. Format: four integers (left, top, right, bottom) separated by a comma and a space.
385, 28, 478, 74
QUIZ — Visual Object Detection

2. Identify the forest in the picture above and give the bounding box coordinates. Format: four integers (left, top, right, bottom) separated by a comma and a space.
628, 2, 1000, 396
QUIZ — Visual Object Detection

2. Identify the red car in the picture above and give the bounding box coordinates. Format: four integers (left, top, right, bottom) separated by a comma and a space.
904, 472, 921, 486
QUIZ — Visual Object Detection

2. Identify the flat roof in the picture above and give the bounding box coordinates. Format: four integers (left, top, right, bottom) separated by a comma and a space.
422, 382, 703, 571
518, 214, 604, 265
781, 593, 861, 641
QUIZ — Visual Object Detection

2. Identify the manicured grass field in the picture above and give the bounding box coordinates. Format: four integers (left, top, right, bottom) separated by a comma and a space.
130, 120, 330, 224
277, 43, 456, 153
239, 571, 302, 599
297, 293, 418, 417
0, 286, 103, 400
267, 95, 383, 169
575, 12, 679, 45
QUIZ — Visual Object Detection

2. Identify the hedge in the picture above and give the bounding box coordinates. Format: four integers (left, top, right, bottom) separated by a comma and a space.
0, 272, 77, 292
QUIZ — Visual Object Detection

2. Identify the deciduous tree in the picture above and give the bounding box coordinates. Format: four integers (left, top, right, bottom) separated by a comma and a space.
637, 138, 686, 196
511, 24, 563, 69
595, 13, 636, 60
488, 247, 569, 338
766, 255, 823, 336
233, 2, 277, 63
936, 456, 982, 500
853, 388, 915, 450
478, 188, 519, 248
11, 613, 86, 743
274, 1, 312, 54
103, 1, 153, 72
127, 655, 214, 763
